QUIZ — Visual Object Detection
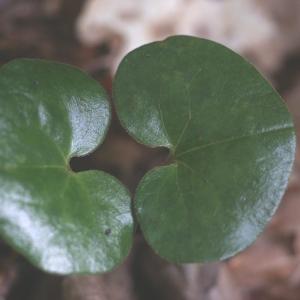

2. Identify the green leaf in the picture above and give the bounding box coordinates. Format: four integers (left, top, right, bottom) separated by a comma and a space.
0, 59, 133, 274
113, 36, 296, 262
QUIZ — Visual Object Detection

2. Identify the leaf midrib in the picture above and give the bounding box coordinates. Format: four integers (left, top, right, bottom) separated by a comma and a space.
174, 125, 294, 159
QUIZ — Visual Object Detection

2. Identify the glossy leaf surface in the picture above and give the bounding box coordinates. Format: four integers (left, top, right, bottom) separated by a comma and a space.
113, 36, 296, 262
0, 59, 133, 274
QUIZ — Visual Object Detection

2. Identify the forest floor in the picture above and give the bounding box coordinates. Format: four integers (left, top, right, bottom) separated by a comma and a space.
1, 0, 300, 299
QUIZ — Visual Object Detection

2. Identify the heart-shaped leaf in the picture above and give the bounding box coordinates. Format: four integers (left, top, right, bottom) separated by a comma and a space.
0, 59, 134, 274
113, 36, 296, 262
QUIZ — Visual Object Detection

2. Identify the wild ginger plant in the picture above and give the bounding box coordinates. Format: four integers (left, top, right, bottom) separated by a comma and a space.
0, 36, 295, 274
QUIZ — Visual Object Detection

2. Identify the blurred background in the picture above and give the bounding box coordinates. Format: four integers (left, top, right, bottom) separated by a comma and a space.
1, 0, 300, 299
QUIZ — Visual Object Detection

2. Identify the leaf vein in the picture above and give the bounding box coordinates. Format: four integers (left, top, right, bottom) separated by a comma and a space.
175, 126, 293, 158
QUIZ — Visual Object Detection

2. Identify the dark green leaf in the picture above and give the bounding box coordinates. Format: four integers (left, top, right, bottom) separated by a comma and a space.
0, 59, 134, 274
113, 36, 296, 262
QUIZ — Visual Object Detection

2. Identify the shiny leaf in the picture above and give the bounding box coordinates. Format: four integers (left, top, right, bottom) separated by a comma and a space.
113, 36, 296, 262
0, 59, 134, 274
